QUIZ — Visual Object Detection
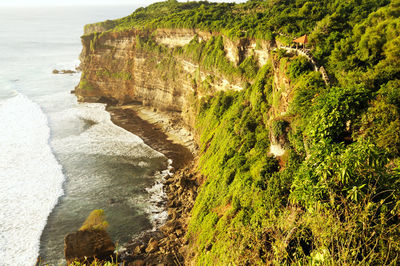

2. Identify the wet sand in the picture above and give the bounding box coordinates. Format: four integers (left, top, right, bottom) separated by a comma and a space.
106, 105, 194, 170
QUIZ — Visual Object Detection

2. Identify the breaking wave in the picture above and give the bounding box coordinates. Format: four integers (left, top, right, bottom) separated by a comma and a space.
0, 93, 65, 266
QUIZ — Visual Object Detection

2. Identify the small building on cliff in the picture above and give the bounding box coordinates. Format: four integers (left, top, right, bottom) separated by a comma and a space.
293, 34, 308, 49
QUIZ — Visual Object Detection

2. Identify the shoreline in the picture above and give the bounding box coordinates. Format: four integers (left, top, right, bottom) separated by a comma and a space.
106, 104, 199, 265
106, 104, 195, 170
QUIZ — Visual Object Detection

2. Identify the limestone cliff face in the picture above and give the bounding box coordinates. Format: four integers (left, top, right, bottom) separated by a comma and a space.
76, 28, 275, 129
77, 29, 194, 128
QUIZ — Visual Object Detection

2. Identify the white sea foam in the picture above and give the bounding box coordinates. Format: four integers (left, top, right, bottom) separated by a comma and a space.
142, 160, 174, 229
51, 102, 170, 228
0, 93, 65, 266
145, 175, 169, 228
51, 103, 165, 159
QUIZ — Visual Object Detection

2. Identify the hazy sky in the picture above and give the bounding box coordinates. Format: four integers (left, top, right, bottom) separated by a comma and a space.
0, 0, 242, 6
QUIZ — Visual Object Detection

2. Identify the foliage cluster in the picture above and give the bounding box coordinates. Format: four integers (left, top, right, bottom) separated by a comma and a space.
182, 1, 400, 264
78, 79, 94, 91
174, 35, 259, 82
86, 0, 389, 63
79, 209, 109, 231
96, 70, 132, 81
189, 64, 287, 264
177, 35, 240, 81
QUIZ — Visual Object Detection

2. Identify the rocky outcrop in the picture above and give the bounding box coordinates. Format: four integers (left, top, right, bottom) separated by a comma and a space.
120, 161, 199, 265
52, 69, 77, 74
64, 229, 115, 264
154, 28, 212, 47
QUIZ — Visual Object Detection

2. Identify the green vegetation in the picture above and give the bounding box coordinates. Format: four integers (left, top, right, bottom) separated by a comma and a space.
78, 79, 95, 91
189, 65, 286, 264
96, 70, 132, 81
69, 259, 118, 266
190, 59, 400, 265
175, 35, 241, 81
84, 20, 118, 34
79, 209, 109, 231
83, 0, 400, 264
78, 73, 95, 91
85, 0, 389, 60
183, 1, 400, 264
129, 33, 258, 89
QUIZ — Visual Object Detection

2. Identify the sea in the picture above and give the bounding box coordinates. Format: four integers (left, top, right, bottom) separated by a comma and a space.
0, 6, 170, 265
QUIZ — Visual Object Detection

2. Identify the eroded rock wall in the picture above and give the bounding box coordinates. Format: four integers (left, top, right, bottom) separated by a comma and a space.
76, 28, 274, 129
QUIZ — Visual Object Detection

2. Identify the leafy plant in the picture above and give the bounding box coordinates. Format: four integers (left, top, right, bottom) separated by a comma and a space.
80, 209, 109, 231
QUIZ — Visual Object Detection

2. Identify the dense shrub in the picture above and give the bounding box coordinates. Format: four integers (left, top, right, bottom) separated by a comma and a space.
79, 209, 109, 231
288, 56, 313, 79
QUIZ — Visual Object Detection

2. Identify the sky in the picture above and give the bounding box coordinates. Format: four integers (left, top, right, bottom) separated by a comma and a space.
0, 0, 242, 6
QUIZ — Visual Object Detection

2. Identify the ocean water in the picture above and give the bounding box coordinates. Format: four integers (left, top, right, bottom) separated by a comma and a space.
0, 6, 169, 265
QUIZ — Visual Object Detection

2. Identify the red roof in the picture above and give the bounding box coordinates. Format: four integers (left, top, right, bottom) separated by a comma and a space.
293, 34, 308, 44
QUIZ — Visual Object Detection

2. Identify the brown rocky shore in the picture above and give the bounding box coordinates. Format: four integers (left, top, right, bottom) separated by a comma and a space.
106, 104, 200, 265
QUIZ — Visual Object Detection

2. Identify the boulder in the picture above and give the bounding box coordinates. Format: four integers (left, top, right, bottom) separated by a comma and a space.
145, 238, 159, 253
162, 220, 178, 234
175, 229, 183, 237
62, 69, 76, 74
52, 69, 77, 74
134, 245, 143, 255
168, 208, 177, 220
129, 260, 145, 266
64, 229, 115, 264
177, 187, 184, 196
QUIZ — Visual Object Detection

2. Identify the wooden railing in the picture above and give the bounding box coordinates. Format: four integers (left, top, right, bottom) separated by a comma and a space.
275, 45, 330, 86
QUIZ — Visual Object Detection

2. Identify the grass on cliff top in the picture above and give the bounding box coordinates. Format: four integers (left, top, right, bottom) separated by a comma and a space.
86, 0, 389, 62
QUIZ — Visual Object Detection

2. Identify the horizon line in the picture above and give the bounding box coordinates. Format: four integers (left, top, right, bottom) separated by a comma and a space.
0, 4, 141, 6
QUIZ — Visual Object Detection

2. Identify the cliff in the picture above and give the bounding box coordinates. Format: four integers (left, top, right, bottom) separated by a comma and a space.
76, 26, 288, 264
75, 1, 400, 264
76, 28, 271, 130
